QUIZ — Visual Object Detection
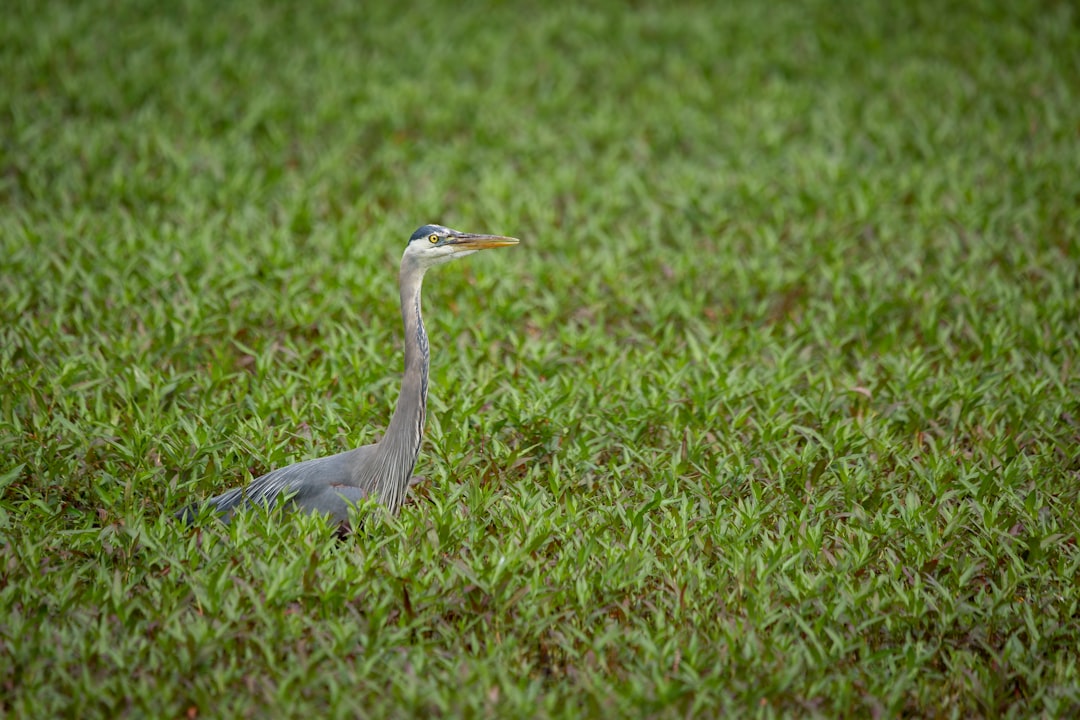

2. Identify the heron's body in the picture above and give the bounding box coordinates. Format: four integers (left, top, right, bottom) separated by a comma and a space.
178, 224, 518, 530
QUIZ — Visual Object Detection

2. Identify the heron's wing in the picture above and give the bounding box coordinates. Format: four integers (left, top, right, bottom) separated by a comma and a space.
201, 445, 375, 517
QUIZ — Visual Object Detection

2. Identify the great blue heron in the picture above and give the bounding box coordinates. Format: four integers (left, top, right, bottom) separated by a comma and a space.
177, 224, 519, 531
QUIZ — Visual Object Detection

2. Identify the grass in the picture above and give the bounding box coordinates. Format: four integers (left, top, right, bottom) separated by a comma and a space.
2, 0, 1079, 716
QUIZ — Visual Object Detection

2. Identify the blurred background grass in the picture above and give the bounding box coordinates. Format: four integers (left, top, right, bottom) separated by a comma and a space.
1, 0, 1078, 716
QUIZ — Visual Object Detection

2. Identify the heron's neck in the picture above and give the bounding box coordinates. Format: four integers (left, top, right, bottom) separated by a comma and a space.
392, 263, 430, 437
367, 260, 429, 509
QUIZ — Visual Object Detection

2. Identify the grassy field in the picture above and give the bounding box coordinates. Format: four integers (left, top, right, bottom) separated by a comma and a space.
2, 0, 1079, 716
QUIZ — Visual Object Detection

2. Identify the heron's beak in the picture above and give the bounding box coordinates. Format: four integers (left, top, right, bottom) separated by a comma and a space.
448, 233, 520, 250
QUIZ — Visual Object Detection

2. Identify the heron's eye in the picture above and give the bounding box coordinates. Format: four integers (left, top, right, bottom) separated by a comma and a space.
428, 234, 439, 243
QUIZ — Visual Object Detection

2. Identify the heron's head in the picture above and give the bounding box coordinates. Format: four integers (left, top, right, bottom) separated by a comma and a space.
404, 224, 519, 268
